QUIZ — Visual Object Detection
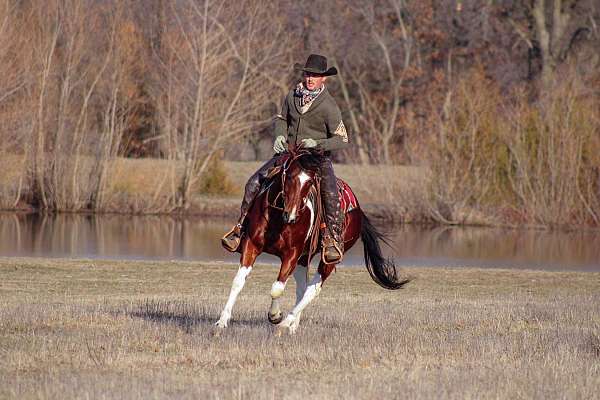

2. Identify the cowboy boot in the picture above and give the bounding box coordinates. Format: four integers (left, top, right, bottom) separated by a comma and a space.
322, 231, 343, 264
220, 181, 256, 252
318, 157, 344, 264
221, 220, 243, 252
221, 155, 281, 252
322, 210, 344, 264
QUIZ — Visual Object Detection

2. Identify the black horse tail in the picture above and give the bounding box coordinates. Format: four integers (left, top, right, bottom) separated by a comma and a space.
360, 211, 410, 290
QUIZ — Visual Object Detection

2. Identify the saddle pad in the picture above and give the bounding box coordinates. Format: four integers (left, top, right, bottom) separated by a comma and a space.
336, 178, 358, 213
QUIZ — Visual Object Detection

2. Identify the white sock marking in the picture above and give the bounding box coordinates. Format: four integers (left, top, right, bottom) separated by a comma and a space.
270, 280, 287, 299
281, 272, 322, 332
216, 266, 252, 327
289, 266, 308, 330
293, 266, 308, 306
292, 273, 322, 315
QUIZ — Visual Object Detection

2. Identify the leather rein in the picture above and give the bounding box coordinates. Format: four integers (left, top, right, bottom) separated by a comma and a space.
266, 151, 324, 263
268, 151, 320, 214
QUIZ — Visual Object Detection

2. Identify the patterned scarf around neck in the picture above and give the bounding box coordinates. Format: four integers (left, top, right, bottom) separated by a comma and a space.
295, 82, 324, 107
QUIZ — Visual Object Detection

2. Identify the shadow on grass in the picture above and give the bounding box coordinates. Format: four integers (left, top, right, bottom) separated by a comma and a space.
126, 299, 265, 333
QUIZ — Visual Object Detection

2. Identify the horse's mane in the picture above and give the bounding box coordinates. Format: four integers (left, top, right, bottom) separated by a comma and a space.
297, 153, 322, 172
288, 146, 323, 173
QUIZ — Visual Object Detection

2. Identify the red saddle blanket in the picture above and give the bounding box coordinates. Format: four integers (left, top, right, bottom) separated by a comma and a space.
337, 179, 358, 214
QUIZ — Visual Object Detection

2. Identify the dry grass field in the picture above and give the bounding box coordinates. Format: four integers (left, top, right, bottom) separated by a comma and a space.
1, 257, 599, 399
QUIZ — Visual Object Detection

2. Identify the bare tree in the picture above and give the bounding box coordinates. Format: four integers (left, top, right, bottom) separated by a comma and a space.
0, 1, 31, 208
152, 0, 289, 210
51, 1, 116, 211
501, 0, 598, 86
0, 1, 27, 109
307, 0, 435, 164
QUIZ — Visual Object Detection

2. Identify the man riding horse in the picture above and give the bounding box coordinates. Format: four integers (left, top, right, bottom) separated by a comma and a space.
222, 54, 348, 264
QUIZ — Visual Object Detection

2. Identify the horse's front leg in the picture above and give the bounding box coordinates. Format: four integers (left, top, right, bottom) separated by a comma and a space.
216, 239, 260, 328
278, 261, 335, 334
268, 251, 301, 324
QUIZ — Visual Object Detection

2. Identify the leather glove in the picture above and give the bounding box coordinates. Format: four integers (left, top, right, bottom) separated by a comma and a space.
273, 135, 287, 153
301, 138, 318, 148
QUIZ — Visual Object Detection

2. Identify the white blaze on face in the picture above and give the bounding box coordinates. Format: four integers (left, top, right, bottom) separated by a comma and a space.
305, 197, 315, 243
288, 171, 312, 222
298, 171, 311, 187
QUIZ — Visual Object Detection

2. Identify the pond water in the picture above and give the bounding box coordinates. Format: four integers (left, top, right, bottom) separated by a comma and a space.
1, 213, 599, 272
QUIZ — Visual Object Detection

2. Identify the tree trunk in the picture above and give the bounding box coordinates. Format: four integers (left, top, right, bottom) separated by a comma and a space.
335, 64, 370, 165
532, 0, 573, 87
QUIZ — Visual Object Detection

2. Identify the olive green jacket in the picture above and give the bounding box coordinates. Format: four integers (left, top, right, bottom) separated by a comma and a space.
273, 86, 349, 152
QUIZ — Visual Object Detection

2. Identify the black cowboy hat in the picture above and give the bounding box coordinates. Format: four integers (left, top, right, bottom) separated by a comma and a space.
294, 54, 337, 76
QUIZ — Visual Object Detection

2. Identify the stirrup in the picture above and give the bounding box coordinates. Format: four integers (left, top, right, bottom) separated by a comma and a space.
221, 224, 242, 252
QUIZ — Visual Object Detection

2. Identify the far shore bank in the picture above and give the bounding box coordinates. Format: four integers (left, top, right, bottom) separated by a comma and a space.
0, 157, 426, 225
2, 157, 596, 229
0, 194, 411, 225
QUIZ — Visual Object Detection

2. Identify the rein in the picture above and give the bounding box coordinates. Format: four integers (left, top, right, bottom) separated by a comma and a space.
266, 150, 325, 263
268, 150, 316, 212
307, 176, 324, 263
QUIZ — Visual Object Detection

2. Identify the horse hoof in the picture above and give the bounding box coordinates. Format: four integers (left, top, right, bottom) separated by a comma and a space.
214, 319, 228, 329
274, 322, 291, 337
274, 324, 296, 336
212, 328, 223, 337
268, 312, 283, 325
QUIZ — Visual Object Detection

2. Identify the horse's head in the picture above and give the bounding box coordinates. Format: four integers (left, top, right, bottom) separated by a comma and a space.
281, 150, 319, 224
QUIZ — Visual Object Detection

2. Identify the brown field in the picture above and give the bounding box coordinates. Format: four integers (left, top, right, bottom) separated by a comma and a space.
1, 257, 599, 399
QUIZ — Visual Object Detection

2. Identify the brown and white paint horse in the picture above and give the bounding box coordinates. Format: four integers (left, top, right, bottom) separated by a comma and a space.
216, 148, 409, 334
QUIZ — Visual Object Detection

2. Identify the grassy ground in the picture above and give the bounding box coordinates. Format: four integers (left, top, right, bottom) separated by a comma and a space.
1, 257, 599, 399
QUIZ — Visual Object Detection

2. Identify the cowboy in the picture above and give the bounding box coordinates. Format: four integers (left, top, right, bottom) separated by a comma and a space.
221, 54, 349, 263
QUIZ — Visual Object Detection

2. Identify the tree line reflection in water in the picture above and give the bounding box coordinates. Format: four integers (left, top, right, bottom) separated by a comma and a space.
0, 213, 599, 271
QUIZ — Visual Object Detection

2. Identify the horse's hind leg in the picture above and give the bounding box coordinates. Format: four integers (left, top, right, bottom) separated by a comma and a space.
294, 264, 308, 305
289, 265, 308, 326
215, 240, 260, 328
278, 261, 335, 334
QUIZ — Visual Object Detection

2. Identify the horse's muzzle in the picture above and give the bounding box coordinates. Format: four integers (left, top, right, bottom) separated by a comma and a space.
282, 210, 296, 224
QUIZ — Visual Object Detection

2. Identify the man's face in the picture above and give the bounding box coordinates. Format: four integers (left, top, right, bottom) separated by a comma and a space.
303, 72, 327, 91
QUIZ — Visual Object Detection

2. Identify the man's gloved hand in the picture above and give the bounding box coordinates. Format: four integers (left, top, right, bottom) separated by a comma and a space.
273, 135, 287, 153
301, 138, 318, 148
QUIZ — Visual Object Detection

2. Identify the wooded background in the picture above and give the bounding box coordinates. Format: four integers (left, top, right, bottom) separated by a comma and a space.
0, 0, 599, 226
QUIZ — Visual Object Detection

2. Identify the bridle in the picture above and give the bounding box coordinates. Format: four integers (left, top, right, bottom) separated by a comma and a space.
265, 148, 326, 262
269, 150, 320, 213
